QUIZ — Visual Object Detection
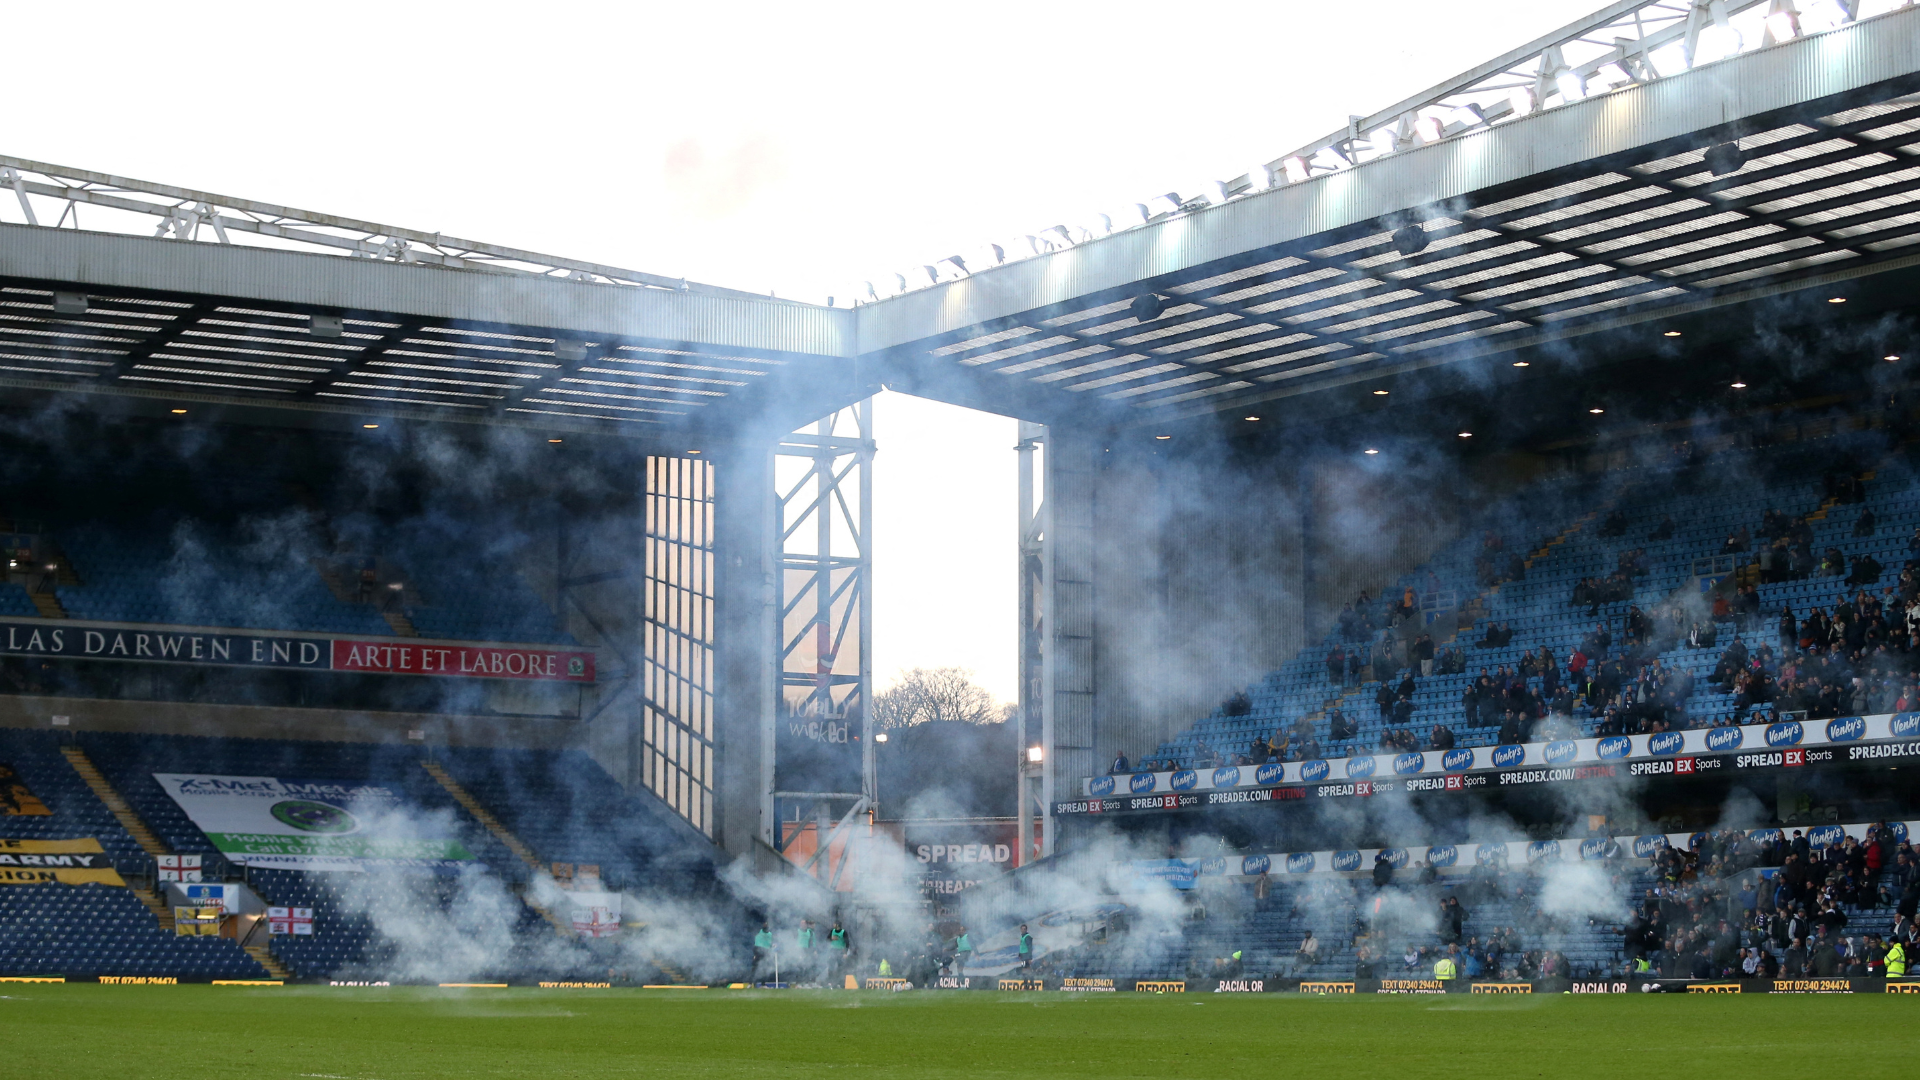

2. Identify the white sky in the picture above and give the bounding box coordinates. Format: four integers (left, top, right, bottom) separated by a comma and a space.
10, 0, 1605, 703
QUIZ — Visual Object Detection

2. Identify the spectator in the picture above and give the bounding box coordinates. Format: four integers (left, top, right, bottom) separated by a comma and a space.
1372, 852, 1395, 889
1110, 752, 1131, 774
1294, 929, 1319, 974
1413, 633, 1435, 677
1848, 551, 1884, 588
1856, 506, 1877, 537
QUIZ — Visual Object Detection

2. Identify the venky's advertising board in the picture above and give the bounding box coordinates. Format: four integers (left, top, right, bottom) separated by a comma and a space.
0, 619, 593, 683
153, 774, 475, 869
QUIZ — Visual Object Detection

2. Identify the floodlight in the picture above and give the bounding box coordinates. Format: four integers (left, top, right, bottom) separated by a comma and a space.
309, 312, 343, 338
986, 243, 1007, 265
1507, 87, 1537, 118
1415, 115, 1444, 144
1446, 105, 1486, 129
938, 255, 969, 278
1131, 294, 1167, 323
1801, 0, 1852, 30
1084, 213, 1113, 238
1039, 226, 1074, 251
1364, 449, 1380, 455
1695, 21, 1743, 64
917, 265, 939, 288
1027, 746, 1044, 763
1764, 0, 1800, 42
553, 339, 587, 363
1594, 63, 1632, 88
1554, 68, 1586, 102
52, 292, 87, 316
1391, 225, 1429, 256
875, 732, 888, 743
1282, 157, 1309, 183
1147, 193, 1183, 217
1122, 203, 1151, 227
1246, 163, 1274, 191
1704, 142, 1744, 177
892, 271, 909, 294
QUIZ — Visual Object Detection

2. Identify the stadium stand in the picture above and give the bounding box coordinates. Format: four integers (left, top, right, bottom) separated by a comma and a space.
0, 433, 574, 645
1136, 435, 1910, 769
0, 728, 734, 982
0, 730, 270, 980
993, 820, 1916, 983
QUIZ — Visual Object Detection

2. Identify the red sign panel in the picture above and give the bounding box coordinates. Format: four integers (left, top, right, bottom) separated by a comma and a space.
330, 640, 594, 682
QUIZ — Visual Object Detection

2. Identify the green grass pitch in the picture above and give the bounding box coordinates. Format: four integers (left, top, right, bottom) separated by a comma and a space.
6, 984, 1917, 1079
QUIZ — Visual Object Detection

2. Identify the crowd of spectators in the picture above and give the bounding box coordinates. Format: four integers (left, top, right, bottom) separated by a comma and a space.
1127, 455, 1920, 776
1623, 824, 1917, 979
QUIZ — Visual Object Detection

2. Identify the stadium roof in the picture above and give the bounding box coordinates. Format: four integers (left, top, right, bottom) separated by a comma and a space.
857, 2, 1920, 426
0, 220, 848, 438
2, 2, 1919, 437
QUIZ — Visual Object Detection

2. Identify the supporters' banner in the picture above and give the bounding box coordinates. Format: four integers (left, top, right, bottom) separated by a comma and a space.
566, 892, 621, 938
153, 774, 475, 866
959, 903, 1128, 977
157, 854, 202, 883
178, 883, 241, 913
0, 838, 125, 885
174, 906, 221, 936
267, 906, 314, 935
0, 762, 50, 816
1131, 859, 1197, 890
0, 620, 593, 683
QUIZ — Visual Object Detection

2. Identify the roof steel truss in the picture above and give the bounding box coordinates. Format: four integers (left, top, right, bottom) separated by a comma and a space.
896, 86, 1920, 420
0, 278, 828, 431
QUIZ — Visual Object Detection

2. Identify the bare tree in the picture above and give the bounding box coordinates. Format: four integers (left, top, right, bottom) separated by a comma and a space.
871, 666, 1004, 728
